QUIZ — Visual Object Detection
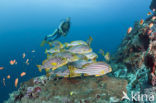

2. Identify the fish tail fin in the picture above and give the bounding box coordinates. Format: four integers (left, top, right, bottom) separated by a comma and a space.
65, 42, 69, 47
45, 48, 48, 53
37, 65, 41, 68
39, 68, 42, 72
92, 58, 97, 63
68, 66, 81, 78
58, 41, 64, 48
87, 36, 93, 47
105, 52, 110, 57
89, 36, 93, 41
37, 65, 42, 72
60, 43, 64, 49
89, 48, 93, 52
104, 52, 110, 61
40, 40, 47, 47
109, 67, 112, 72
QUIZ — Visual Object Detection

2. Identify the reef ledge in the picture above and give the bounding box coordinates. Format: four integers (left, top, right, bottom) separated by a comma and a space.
5, 76, 127, 103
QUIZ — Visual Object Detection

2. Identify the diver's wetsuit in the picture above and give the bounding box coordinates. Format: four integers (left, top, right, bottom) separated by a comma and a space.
45, 19, 70, 42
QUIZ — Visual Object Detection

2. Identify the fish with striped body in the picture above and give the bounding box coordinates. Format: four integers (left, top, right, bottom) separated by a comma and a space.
65, 40, 88, 47
83, 52, 98, 60
67, 45, 92, 54
45, 48, 60, 54
49, 66, 70, 77
48, 40, 64, 48
74, 62, 112, 76
71, 60, 93, 69
37, 57, 68, 71
47, 51, 80, 63
55, 69, 70, 77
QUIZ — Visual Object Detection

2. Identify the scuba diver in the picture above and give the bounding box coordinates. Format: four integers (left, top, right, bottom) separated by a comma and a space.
41, 17, 71, 46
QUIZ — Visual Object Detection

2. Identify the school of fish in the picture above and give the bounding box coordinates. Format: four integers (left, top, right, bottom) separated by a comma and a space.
37, 36, 112, 78
0, 50, 36, 87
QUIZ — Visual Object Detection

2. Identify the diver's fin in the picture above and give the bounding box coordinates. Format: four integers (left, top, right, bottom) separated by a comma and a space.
87, 36, 93, 47
40, 40, 47, 47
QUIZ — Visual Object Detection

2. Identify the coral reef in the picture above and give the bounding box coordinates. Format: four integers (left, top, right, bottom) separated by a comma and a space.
4, 38, 128, 103
113, 12, 156, 86
4, 76, 127, 103
111, 4, 156, 102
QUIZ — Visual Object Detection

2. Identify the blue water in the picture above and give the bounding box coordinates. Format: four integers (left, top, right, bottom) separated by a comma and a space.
0, 0, 151, 102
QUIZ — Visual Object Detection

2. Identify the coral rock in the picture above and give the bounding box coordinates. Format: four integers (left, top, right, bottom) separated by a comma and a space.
5, 76, 127, 103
